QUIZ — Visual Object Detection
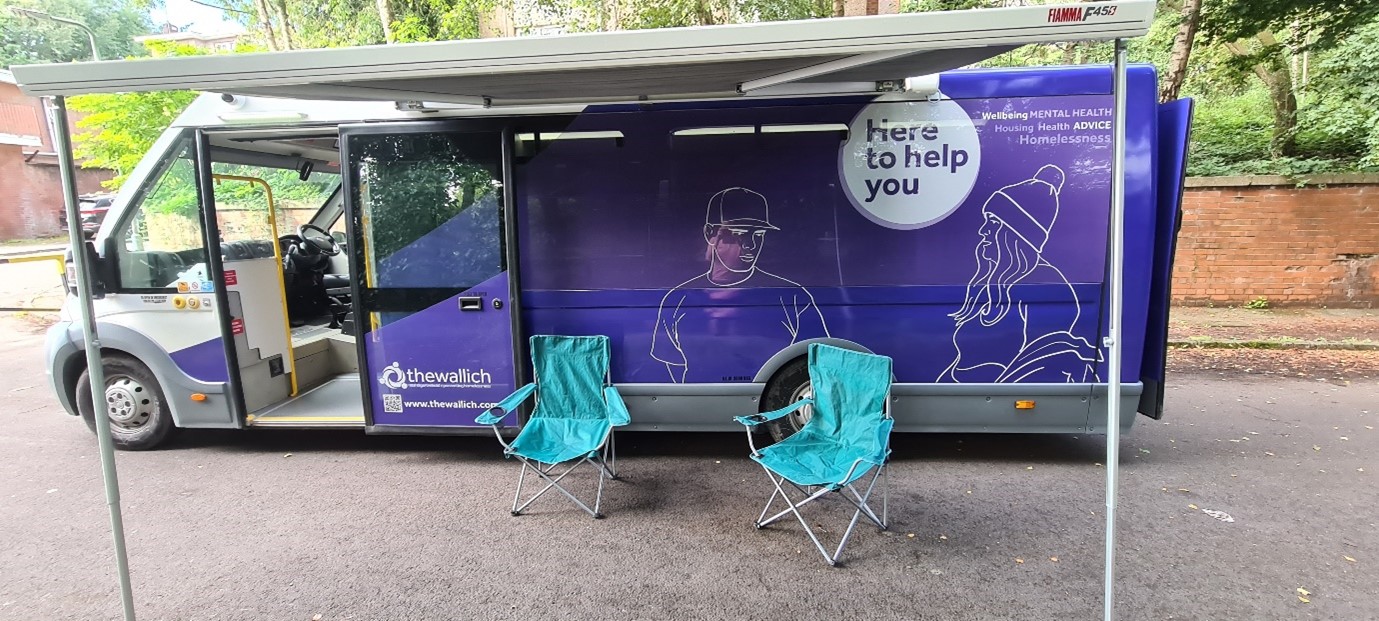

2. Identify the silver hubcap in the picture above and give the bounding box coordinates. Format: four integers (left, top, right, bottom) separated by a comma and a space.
104, 375, 154, 430
788, 383, 814, 429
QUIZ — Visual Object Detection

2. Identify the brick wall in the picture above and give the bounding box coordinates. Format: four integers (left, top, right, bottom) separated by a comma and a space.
0, 80, 113, 241
1173, 174, 1379, 307
0, 146, 112, 241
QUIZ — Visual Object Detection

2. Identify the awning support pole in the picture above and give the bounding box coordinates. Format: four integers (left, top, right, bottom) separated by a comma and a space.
53, 95, 137, 621
1103, 39, 1128, 621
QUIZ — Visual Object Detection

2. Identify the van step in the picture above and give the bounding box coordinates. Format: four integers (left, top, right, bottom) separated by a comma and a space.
248, 375, 365, 428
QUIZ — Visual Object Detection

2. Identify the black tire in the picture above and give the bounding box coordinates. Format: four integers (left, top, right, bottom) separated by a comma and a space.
75, 354, 176, 451
761, 357, 813, 444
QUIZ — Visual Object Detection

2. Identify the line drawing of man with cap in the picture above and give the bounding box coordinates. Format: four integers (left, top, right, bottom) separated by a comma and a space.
652, 187, 830, 383
939, 165, 1101, 383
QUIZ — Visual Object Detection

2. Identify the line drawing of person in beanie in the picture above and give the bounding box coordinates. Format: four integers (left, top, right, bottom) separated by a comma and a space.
939, 165, 1101, 383
652, 187, 831, 383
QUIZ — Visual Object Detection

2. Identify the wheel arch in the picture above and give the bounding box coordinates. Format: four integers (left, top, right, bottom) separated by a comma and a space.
57, 322, 230, 427
752, 338, 875, 385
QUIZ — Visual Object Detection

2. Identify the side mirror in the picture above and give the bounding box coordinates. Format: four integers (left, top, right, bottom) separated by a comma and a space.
62, 241, 109, 299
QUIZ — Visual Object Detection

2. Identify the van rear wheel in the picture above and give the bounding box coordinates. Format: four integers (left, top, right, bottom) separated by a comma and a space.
762, 357, 813, 444
75, 355, 176, 451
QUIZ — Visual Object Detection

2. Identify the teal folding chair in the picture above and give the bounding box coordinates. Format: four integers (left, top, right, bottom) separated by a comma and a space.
734, 344, 893, 566
477, 335, 630, 519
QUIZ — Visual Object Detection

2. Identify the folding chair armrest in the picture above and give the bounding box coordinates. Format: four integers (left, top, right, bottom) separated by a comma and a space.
734, 399, 813, 427
874, 417, 895, 456
604, 385, 631, 427
835, 456, 883, 489
475, 382, 537, 425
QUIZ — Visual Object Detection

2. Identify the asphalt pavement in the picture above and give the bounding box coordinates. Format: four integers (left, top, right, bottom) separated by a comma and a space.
1, 316, 1375, 621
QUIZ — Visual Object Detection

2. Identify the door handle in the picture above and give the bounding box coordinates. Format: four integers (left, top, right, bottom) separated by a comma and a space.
458, 296, 483, 311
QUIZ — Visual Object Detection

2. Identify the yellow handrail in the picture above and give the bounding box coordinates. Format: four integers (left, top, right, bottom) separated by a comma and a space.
212, 173, 299, 397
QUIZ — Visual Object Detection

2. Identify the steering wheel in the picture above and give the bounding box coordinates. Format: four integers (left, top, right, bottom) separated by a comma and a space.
298, 223, 341, 256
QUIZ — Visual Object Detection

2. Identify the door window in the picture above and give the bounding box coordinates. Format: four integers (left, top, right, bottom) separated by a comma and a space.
352, 132, 504, 291
113, 137, 206, 291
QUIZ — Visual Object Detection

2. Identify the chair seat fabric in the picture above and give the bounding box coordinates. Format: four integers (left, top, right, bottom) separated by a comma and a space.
509, 417, 611, 464
752, 428, 886, 488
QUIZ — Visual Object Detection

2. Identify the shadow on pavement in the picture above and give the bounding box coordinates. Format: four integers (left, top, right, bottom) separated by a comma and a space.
167, 427, 1108, 465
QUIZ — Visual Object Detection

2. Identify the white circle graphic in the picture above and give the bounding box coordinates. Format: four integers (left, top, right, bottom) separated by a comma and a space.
839, 95, 982, 229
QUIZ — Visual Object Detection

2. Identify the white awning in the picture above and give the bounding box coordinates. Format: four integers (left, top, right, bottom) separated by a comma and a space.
13, 1, 1153, 105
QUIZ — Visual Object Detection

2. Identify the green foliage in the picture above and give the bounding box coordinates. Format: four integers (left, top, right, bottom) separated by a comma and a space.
1309, 20, 1379, 168
67, 41, 206, 189
67, 86, 199, 188
1200, 0, 1379, 52
526, 0, 829, 32
900, 0, 992, 11
355, 133, 496, 259
1243, 296, 1269, 310
142, 152, 198, 219
391, 0, 494, 42
738, 0, 831, 22
0, 0, 150, 67
212, 165, 337, 211
286, 0, 385, 47
218, 0, 384, 48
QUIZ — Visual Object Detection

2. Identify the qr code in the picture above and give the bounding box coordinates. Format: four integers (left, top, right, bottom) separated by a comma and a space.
382, 394, 403, 413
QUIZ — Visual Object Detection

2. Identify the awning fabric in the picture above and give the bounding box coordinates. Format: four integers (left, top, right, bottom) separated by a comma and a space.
13, 1, 1153, 105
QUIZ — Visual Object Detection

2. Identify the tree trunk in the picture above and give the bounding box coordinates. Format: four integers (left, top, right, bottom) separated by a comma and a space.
273, 0, 295, 50
376, 0, 394, 42
696, 0, 716, 25
1226, 34, 1298, 158
252, 0, 280, 51
1060, 42, 1076, 65
1160, 0, 1201, 102
1262, 67, 1298, 157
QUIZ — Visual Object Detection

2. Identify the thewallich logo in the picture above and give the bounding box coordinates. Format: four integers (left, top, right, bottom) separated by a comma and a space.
379, 362, 408, 390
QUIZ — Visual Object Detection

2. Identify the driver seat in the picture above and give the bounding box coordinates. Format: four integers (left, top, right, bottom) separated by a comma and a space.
283, 251, 332, 325
323, 273, 350, 294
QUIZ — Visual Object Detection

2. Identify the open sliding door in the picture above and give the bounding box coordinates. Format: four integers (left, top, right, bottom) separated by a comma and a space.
341, 122, 522, 433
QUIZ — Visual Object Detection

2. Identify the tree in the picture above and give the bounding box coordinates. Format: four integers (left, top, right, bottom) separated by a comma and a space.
0, 0, 151, 68
376, 0, 394, 41
1201, 0, 1379, 53
1308, 20, 1379, 169
1223, 33, 1299, 157
1160, 0, 1202, 102
390, 0, 493, 41
66, 41, 204, 189
220, 0, 384, 49
1200, 1, 1379, 159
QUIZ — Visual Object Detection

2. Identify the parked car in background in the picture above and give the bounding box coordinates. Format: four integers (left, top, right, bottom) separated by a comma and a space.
58, 193, 115, 239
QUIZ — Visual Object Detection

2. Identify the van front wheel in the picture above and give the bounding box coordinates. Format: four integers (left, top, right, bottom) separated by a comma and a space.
75, 355, 176, 451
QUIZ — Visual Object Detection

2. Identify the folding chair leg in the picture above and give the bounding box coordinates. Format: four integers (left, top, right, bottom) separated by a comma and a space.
839, 467, 887, 529
754, 465, 888, 566
509, 456, 613, 519
510, 460, 531, 515
829, 468, 885, 564
756, 482, 783, 528
760, 468, 836, 565
882, 462, 889, 529
758, 479, 830, 529
606, 432, 619, 480
592, 455, 608, 518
